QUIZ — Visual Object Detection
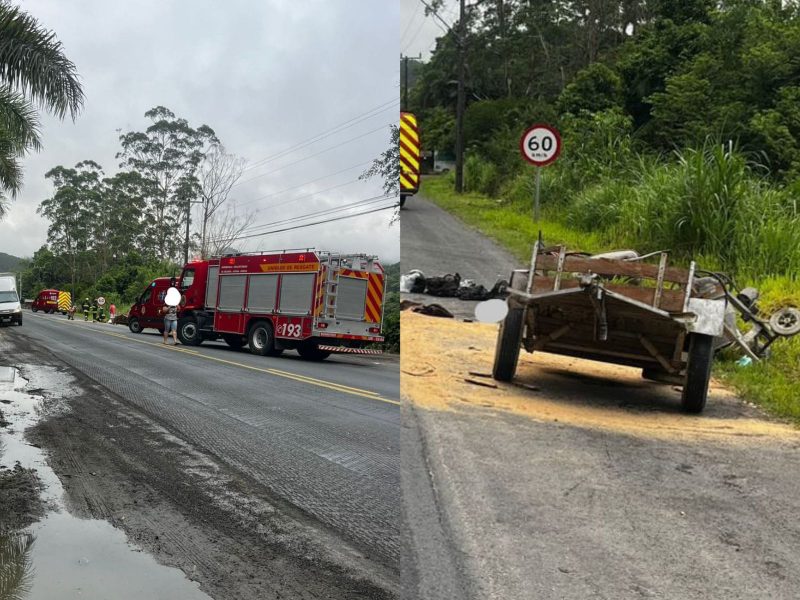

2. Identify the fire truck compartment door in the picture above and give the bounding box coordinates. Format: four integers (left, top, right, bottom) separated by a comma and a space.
217, 274, 247, 311
337, 277, 367, 321
205, 265, 219, 309
278, 273, 314, 315
246, 274, 278, 312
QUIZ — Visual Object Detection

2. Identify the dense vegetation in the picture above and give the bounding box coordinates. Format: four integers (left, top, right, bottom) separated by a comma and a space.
409, 0, 800, 418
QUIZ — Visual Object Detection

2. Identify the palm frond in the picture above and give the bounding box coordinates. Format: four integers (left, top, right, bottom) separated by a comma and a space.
0, 532, 35, 600
0, 85, 41, 152
0, 129, 23, 194
0, 1, 84, 120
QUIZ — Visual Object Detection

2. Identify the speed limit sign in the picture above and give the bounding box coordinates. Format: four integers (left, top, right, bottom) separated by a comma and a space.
520, 124, 561, 166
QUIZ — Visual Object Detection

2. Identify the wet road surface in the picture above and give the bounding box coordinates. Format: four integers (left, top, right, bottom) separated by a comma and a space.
6, 313, 399, 597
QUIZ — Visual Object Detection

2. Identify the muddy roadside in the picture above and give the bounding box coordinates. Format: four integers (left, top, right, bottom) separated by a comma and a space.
0, 329, 396, 600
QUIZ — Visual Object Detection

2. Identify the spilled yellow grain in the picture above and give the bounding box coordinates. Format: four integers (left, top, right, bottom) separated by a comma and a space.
401, 311, 800, 443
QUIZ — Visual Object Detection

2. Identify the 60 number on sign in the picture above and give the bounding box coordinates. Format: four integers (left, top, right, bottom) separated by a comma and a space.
519, 124, 561, 167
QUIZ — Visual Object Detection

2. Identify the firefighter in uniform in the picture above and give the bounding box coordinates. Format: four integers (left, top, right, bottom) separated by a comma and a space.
82, 298, 90, 321
97, 300, 105, 322
90, 299, 97, 322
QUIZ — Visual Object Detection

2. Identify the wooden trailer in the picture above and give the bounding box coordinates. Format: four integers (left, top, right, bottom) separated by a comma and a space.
493, 245, 727, 413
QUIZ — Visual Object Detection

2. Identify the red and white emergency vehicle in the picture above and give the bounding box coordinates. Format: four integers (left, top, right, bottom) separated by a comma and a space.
133, 250, 386, 361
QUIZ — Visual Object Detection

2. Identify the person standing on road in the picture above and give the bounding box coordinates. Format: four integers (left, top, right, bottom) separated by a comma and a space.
162, 302, 179, 345
82, 297, 90, 321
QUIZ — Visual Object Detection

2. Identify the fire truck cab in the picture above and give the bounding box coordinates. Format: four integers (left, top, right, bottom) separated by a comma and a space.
31, 289, 62, 313
175, 250, 385, 361
128, 277, 172, 334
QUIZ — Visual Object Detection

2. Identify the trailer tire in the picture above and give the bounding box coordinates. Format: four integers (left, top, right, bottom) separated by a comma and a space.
177, 317, 203, 346
128, 318, 142, 334
681, 333, 714, 413
248, 321, 280, 356
493, 307, 525, 382
297, 343, 331, 362
223, 334, 245, 350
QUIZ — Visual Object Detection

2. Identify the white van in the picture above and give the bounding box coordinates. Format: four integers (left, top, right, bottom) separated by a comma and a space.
0, 273, 22, 326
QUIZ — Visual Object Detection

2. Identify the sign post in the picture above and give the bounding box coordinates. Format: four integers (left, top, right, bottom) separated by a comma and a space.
519, 124, 561, 223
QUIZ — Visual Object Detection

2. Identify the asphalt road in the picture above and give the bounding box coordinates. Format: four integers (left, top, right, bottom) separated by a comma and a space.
400, 190, 800, 600
400, 191, 517, 319
13, 312, 400, 572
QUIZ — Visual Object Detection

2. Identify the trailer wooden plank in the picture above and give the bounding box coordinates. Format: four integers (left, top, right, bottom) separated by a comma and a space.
535, 254, 690, 284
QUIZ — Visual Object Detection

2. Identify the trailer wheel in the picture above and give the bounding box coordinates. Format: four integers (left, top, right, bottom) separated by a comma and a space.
177, 317, 203, 346
681, 333, 714, 413
248, 321, 281, 356
493, 307, 525, 382
223, 334, 245, 350
297, 343, 331, 362
128, 318, 142, 334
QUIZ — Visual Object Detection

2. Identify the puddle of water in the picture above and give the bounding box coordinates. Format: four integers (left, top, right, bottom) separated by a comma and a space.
0, 367, 213, 600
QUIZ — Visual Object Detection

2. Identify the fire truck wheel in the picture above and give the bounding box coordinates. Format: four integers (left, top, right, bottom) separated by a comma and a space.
31, 307, 38, 313
297, 343, 331, 361
223, 334, 245, 350
128, 318, 143, 334
681, 333, 714, 414
177, 317, 203, 346
248, 321, 280, 356
493, 308, 524, 381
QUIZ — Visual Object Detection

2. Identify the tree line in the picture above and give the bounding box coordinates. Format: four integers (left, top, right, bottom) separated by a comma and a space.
20, 106, 250, 305
409, 0, 800, 279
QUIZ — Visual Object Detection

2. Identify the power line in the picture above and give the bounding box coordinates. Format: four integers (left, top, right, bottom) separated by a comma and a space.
233, 123, 393, 188
242, 98, 399, 173
231, 194, 395, 238
401, 2, 422, 46
403, 17, 428, 53
236, 159, 373, 207
210, 199, 397, 243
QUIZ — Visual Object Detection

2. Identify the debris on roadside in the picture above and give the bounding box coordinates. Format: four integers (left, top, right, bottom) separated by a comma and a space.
400, 270, 426, 293
411, 304, 454, 318
464, 377, 498, 389
401, 269, 508, 301
467, 371, 493, 378
400, 300, 423, 311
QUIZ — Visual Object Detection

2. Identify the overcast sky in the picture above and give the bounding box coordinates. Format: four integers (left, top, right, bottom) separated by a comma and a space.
401, 0, 456, 60
0, 0, 400, 263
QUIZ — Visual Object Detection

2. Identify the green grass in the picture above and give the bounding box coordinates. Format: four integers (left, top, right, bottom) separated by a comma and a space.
421, 175, 800, 424
422, 176, 607, 262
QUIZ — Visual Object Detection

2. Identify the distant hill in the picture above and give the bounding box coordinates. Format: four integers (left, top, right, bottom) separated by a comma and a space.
0, 252, 22, 272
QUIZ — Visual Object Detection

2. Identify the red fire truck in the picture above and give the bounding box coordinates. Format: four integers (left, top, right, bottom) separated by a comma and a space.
146, 250, 385, 360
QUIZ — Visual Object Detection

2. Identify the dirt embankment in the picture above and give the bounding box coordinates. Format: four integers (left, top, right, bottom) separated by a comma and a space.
401, 311, 800, 443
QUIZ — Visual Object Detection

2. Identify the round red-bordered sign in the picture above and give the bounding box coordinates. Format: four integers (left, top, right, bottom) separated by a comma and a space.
519, 124, 561, 166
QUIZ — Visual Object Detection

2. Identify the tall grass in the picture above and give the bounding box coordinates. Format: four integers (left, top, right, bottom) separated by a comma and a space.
565, 140, 800, 279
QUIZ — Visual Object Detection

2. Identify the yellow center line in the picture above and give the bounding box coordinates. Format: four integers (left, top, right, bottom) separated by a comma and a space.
36, 315, 400, 406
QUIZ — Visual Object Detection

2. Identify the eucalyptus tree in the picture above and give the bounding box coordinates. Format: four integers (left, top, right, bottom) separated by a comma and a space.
116, 106, 218, 261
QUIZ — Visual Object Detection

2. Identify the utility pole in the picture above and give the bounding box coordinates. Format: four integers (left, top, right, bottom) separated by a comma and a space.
455, 0, 466, 193
401, 53, 422, 111
183, 195, 203, 265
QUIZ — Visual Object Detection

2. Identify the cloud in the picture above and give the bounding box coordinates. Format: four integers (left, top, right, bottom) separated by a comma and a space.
0, 0, 400, 263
